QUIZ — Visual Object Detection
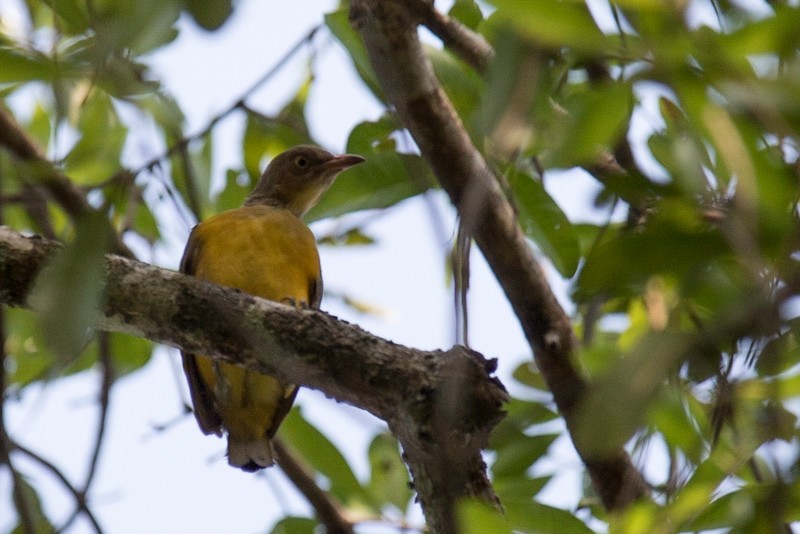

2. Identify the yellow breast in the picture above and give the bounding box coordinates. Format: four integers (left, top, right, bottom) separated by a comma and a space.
190, 205, 321, 305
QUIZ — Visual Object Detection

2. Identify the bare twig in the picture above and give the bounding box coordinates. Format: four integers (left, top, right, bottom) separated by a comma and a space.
84, 332, 114, 489
274, 438, 354, 534
12, 441, 103, 533
0, 305, 38, 534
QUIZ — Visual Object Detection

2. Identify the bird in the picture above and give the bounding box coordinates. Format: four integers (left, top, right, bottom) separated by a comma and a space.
179, 145, 364, 471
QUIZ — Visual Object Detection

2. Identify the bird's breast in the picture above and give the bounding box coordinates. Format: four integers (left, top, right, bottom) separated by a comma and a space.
191, 206, 321, 304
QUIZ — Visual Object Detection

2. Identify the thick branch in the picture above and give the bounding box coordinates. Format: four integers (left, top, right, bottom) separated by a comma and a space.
352, 0, 649, 512
0, 226, 507, 530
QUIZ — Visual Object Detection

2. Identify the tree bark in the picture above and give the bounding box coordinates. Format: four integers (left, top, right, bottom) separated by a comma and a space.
351, 0, 650, 511
0, 226, 507, 532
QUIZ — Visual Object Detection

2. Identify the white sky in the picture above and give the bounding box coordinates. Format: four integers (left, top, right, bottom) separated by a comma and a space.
0, 1, 629, 532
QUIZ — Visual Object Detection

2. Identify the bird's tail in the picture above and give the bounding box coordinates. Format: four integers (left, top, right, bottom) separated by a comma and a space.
227, 436, 275, 472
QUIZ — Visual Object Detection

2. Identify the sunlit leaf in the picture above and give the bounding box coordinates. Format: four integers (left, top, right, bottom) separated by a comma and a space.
494, 475, 550, 502
457, 499, 513, 534
279, 407, 368, 507
486, 0, 607, 52
306, 116, 434, 222
325, 9, 384, 101
64, 91, 128, 185
449, 0, 483, 29
366, 433, 412, 512
9, 475, 55, 533
547, 81, 632, 168
29, 211, 114, 363
508, 167, 580, 277
243, 91, 313, 184
506, 500, 594, 534
491, 433, 558, 478
0, 46, 75, 83
428, 46, 484, 120
183, 0, 234, 31
511, 361, 548, 391
270, 516, 316, 534
575, 214, 732, 302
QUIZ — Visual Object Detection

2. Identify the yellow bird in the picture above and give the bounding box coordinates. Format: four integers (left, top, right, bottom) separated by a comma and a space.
180, 145, 364, 471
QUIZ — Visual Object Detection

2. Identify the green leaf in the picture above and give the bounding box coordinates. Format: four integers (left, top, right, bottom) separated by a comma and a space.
508, 167, 580, 277
242, 94, 313, 184
573, 331, 695, 456
511, 361, 549, 391
575, 213, 732, 302
506, 500, 594, 534
756, 330, 800, 377
10, 475, 56, 533
306, 117, 434, 222
0, 46, 73, 83
681, 490, 753, 531
486, 0, 607, 52
63, 91, 128, 185
109, 332, 153, 376
325, 9, 384, 102
547, 82, 633, 168
270, 516, 317, 534
91, 0, 180, 55
647, 388, 705, 464
428, 46, 484, 120
457, 499, 513, 534
366, 433, 412, 512
491, 433, 558, 479
183, 0, 234, 30
494, 475, 551, 502
279, 407, 368, 507
449, 0, 484, 29
29, 211, 114, 363
213, 169, 251, 214
4, 308, 54, 387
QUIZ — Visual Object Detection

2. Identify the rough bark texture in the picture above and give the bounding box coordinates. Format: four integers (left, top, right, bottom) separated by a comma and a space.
0, 226, 508, 530
351, 0, 650, 513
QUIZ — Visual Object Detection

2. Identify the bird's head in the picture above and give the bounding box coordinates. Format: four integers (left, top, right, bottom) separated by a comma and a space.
244, 145, 365, 216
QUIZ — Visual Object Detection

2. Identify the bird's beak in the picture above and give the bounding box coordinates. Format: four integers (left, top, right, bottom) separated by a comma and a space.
324, 154, 365, 171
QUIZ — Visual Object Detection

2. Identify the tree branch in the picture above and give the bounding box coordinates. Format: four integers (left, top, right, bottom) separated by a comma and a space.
273, 438, 354, 534
405, 0, 493, 72
0, 226, 508, 531
351, 0, 650, 511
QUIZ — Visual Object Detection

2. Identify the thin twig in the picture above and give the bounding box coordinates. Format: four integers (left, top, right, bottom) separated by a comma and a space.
1, 305, 38, 534
84, 332, 114, 489
12, 441, 103, 533
274, 438, 354, 534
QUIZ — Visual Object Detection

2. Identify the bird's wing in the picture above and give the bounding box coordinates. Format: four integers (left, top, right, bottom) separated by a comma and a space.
179, 226, 223, 436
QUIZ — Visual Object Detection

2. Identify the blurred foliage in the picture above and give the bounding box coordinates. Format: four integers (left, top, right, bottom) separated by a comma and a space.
2, 0, 800, 532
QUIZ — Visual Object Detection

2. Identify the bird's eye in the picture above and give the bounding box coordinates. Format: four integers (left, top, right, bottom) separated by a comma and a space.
294, 156, 308, 169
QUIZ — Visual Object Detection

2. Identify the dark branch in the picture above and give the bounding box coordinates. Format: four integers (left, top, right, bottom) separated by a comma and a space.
405, 0, 493, 72
351, 0, 650, 512
274, 438, 354, 534
0, 226, 508, 530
